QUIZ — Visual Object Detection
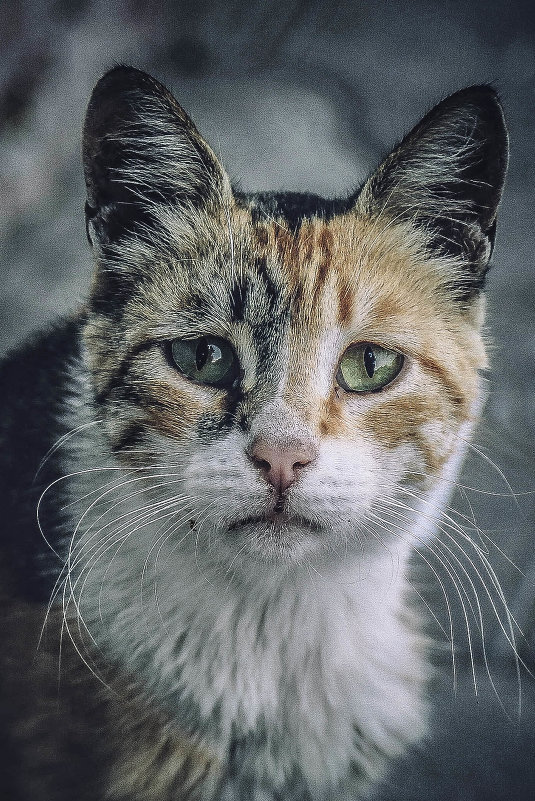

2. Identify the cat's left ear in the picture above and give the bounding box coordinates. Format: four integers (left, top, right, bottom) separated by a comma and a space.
83, 66, 231, 249
356, 86, 508, 298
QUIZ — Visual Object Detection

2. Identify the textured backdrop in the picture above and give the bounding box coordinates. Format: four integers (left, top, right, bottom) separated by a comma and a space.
1, 1, 535, 798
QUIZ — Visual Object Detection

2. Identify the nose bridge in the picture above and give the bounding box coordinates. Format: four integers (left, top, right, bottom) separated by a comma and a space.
281, 321, 329, 429
249, 399, 316, 451
245, 313, 325, 443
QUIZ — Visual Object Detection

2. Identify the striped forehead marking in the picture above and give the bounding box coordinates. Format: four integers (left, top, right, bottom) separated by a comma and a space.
251, 216, 356, 330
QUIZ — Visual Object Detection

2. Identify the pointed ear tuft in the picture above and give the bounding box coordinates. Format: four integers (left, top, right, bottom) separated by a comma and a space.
358, 86, 508, 297
83, 66, 230, 248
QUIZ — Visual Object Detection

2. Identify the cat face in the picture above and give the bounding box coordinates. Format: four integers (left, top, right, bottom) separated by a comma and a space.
81, 68, 507, 567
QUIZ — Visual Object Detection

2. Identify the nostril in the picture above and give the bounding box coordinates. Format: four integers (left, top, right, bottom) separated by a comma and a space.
249, 438, 317, 492
250, 442, 271, 469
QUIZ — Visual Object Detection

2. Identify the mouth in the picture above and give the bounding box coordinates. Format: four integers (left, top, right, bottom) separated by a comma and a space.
227, 511, 322, 534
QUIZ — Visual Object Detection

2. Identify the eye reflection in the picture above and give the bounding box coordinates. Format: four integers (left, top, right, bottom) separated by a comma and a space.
337, 343, 403, 393
170, 336, 239, 388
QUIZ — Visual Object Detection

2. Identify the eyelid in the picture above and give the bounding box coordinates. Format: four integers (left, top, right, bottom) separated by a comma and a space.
343, 338, 403, 352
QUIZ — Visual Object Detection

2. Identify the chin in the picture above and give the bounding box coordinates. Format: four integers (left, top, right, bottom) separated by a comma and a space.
223, 514, 326, 564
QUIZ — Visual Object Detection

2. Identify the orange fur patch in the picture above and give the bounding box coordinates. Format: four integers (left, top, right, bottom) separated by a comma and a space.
241, 210, 486, 464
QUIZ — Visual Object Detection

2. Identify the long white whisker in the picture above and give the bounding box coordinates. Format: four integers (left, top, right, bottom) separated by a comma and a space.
381, 490, 528, 716
34, 420, 103, 480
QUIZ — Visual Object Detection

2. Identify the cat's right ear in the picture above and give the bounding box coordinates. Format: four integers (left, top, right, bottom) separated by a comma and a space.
355, 86, 508, 300
83, 66, 231, 249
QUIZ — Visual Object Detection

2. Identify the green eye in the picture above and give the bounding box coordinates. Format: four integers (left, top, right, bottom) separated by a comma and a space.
170, 336, 239, 389
336, 343, 404, 393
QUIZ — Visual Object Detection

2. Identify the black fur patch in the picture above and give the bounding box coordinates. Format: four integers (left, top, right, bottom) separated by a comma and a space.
88, 266, 139, 323
362, 85, 508, 298
83, 66, 223, 248
239, 190, 353, 230
228, 276, 249, 322
253, 254, 283, 316
0, 316, 84, 601
111, 423, 146, 455
94, 341, 154, 405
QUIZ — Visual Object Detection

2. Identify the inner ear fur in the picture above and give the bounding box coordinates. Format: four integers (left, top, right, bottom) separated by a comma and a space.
356, 86, 508, 297
83, 65, 230, 247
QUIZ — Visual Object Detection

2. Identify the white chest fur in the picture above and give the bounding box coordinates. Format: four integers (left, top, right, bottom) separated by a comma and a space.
64, 462, 427, 796
60, 386, 430, 797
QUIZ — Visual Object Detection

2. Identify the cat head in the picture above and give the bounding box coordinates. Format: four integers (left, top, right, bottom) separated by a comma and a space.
81, 66, 507, 568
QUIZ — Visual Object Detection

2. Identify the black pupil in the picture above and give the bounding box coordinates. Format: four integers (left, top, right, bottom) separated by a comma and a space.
364, 345, 376, 378
195, 337, 212, 371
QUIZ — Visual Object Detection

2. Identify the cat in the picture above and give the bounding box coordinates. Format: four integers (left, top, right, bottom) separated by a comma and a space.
0, 66, 508, 801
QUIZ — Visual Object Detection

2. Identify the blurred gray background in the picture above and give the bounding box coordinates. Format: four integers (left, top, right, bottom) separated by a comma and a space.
1, 1, 534, 798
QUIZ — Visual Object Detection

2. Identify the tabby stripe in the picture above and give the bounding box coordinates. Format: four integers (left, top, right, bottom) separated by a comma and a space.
112, 423, 146, 454
418, 354, 469, 412
253, 224, 269, 248
313, 227, 333, 304
94, 341, 155, 405
273, 225, 298, 268
228, 276, 249, 321
254, 255, 281, 314
337, 277, 354, 325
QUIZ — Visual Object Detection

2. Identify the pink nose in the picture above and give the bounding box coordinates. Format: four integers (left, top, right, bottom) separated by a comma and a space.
250, 439, 317, 492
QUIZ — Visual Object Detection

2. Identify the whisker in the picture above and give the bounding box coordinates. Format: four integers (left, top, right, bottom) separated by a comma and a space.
33, 419, 103, 481
366, 509, 464, 692
379, 489, 530, 716
405, 468, 534, 499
